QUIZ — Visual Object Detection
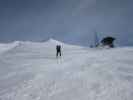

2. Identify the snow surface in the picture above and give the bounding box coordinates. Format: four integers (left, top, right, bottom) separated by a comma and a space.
0, 41, 20, 54
0, 39, 133, 100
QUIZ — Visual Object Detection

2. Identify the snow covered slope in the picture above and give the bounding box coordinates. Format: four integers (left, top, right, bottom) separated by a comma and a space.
0, 41, 20, 54
0, 39, 133, 100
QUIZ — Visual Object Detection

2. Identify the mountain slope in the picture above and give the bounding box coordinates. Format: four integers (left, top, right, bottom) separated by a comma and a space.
0, 40, 133, 100
0, 41, 21, 54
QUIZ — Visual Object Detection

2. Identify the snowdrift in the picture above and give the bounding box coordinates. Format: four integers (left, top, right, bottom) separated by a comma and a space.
0, 41, 21, 54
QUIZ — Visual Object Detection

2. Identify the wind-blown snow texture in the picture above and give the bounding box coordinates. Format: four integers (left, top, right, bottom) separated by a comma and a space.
0, 39, 133, 100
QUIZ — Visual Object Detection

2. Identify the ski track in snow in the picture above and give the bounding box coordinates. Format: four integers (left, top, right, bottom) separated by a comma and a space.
0, 40, 133, 100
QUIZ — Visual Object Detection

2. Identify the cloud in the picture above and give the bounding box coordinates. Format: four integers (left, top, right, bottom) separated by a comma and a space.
0, 0, 132, 46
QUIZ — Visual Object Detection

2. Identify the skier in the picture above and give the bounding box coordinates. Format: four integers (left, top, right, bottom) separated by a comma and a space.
56, 45, 62, 58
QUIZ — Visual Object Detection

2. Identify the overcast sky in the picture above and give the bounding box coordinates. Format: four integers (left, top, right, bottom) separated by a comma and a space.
0, 0, 133, 46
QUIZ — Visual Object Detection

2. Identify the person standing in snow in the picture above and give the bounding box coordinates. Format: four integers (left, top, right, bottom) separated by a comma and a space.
56, 45, 62, 58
